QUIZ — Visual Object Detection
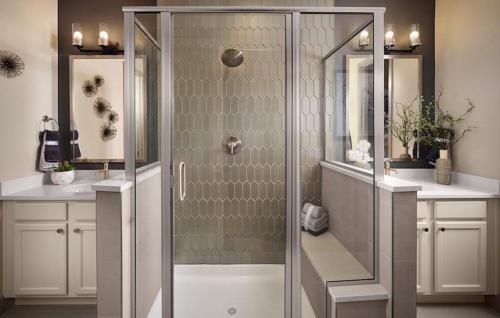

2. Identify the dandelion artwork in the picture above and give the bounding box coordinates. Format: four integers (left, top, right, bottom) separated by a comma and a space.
0, 50, 25, 78
108, 110, 119, 124
82, 80, 97, 97
93, 74, 105, 88
100, 122, 117, 141
93, 97, 112, 117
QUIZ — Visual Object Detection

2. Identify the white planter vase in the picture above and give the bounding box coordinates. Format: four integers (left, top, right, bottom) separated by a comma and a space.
51, 170, 75, 185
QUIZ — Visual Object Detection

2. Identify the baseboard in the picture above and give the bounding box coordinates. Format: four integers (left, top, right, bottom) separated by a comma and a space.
0, 297, 14, 315
486, 295, 500, 312
15, 297, 97, 305
417, 295, 485, 304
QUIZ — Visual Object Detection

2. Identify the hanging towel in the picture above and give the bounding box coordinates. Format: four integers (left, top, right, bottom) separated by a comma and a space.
38, 130, 60, 171
71, 130, 81, 159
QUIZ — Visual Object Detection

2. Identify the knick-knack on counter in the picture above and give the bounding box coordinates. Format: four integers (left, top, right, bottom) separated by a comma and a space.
435, 149, 452, 185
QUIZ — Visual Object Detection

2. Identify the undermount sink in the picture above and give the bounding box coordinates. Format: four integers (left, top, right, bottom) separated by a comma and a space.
62, 184, 94, 194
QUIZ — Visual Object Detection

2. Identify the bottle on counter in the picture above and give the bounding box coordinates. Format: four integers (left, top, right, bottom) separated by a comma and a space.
435, 149, 452, 185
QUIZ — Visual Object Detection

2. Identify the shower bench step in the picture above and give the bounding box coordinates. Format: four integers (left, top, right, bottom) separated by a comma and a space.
329, 284, 389, 318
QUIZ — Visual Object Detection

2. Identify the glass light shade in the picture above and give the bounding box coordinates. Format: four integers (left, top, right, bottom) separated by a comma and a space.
359, 30, 369, 48
98, 23, 109, 46
72, 23, 83, 47
385, 24, 395, 47
410, 24, 422, 47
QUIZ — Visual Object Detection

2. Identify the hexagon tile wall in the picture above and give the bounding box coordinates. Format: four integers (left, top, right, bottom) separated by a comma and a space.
169, 2, 335, 264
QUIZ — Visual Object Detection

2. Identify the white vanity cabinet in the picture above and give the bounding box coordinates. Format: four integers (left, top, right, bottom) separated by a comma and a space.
3, 201, 96, 300
417, 200, 493, 295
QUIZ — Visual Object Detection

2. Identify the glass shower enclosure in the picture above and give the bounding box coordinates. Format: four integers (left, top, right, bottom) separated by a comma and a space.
123, 6, 385, 318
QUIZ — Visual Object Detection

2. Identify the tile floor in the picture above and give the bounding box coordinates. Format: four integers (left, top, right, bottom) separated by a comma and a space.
417, 304, 500, 318
0, 305, 96, 318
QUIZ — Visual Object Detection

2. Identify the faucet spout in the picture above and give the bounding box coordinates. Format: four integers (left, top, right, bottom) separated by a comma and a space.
96, 161, 110, 180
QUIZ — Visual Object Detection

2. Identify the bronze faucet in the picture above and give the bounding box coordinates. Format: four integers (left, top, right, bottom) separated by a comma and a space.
384, 161, 398, 176
96, 161, 110, 180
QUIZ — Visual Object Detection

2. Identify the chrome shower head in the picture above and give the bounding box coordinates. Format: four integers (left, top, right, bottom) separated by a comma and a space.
221, 48, 244, 67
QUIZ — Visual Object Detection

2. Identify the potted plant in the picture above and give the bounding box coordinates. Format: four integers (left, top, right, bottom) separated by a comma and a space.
388, 101, 420, 160
51, 161, 76, 185
418, 90, 476, 159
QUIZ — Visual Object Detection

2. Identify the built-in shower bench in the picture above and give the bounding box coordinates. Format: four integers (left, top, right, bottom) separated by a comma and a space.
301, 231, 372, 318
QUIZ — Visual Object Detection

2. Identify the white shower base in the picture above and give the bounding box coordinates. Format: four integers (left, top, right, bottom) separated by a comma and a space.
174, 264, 285, 318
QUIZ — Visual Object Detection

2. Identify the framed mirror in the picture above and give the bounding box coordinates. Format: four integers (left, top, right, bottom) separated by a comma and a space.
384, 55, 422, 159
69, 55, 125, 162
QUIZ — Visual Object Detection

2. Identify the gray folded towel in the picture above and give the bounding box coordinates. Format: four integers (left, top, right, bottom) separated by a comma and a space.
301, 203, 329, 232
302, 203, 325, 219
303, 213, 329, 231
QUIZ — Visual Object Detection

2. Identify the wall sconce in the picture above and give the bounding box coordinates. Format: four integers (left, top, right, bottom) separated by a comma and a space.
409, 24, 422, 48
72, 23, 83, 48
72, 22, 122, 54
359, 30, 370, 49
385, 24, 396, 48
385, 23, 423, 54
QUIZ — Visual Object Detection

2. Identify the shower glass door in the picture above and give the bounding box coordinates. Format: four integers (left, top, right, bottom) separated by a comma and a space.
170, 12, 289, 318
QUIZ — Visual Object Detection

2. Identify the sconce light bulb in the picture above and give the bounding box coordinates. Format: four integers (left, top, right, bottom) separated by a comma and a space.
385, 31, 395, 47
73, 31, 83, 44
72, 23, 83, 47
359, 30, 370, 48
385, 24, 396, 48
99, 31, 109, 46
409, 24, 422, 47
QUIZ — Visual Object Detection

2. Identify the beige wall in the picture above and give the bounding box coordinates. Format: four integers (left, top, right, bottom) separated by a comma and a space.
435, 0, 500, 180
0, 0, 57, 310
0, 0, 58, 181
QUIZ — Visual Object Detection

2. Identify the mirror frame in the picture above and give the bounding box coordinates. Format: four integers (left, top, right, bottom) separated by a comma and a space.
69, 54, 125, 163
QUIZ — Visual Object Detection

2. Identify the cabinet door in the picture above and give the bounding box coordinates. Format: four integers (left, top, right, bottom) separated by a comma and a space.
434, 221, 487, 293
417, 222, 431, 294
69, 223, 97, 296
69, 202, 97, 296
14, 223, 67, 295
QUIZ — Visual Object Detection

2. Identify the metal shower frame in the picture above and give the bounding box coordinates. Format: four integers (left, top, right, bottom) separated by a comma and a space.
123, 6, 385, 318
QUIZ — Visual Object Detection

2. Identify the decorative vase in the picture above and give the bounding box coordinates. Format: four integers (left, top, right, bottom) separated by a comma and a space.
399, 146, 412, 160
435, 149, 452, 185
51, 170, 75, 185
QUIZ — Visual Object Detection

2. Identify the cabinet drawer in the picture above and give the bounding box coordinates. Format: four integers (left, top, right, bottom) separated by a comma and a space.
14, 202, 67, 221
68, 203, 96, 221
417, 201, 429, 220
434, 201, 486, 219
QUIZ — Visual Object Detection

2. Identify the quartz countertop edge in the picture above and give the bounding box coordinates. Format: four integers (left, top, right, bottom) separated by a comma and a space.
92, 179, 133, 193
377, 176, 422, 193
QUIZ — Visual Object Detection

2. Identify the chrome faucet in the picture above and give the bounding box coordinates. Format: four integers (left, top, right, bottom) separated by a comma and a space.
96, 161, 110, 180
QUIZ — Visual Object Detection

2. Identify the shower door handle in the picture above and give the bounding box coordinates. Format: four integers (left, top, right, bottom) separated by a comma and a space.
178, 161, 186, 201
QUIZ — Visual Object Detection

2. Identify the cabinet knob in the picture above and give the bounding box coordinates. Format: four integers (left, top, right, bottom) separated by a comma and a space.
439, 227, 446, 232
73, 228, 81, 233
56, 228, 64, 234
423, 228, 429, 232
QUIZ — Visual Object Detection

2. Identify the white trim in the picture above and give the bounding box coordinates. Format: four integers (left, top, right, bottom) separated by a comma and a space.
122, 6, 386, 13
321, 161, 374, 185
91, 179, 133, 193
329, 284, 389, 303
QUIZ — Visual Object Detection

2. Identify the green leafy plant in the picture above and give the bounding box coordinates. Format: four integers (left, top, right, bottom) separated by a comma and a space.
418, 90, 476, 149
388, 100, 420, 149
54, 161, 75, 172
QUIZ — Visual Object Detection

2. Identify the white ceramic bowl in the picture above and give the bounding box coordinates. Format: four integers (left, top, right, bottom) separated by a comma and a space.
51, 170, 75, 185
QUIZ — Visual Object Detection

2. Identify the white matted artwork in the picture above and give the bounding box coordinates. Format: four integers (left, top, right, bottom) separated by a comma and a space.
70, 56, 125, 160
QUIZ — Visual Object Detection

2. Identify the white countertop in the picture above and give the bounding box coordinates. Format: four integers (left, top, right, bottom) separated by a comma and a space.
390, 169, 500, 199
0, 170, 127, 201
